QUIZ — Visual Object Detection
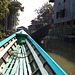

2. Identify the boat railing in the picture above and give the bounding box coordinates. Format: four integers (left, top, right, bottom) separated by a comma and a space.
27, 34, 67, 75
0, 31, 22, 73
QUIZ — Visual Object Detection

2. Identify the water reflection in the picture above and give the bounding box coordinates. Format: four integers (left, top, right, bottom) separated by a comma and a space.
43, 39, 75, 75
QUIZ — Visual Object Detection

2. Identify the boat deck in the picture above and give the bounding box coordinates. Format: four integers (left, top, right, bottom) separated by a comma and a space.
0, 30, 67, 75
1, 39, 55, 75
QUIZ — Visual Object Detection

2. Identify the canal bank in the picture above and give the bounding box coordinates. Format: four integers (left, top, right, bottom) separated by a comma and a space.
43, 39, 75, 75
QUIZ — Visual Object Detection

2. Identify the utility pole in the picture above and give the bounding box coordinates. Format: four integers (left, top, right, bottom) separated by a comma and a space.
5, 13, 8, 33
4, 0, 8, 33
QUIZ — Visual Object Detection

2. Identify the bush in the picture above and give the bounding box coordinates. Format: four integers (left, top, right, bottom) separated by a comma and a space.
0, 31, 6, 39
2, 33, 6, 37
0, 31, 2, 39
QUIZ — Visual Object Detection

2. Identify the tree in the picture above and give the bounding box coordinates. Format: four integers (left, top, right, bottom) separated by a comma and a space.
0, 1, 24, 33
7, 1, 24, 30
0, 0, 10, 33
0, 0, 10, 20
35, 2, 54, 26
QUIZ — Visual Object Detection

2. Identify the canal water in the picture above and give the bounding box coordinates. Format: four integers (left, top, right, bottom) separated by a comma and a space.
43, 39, 75, 75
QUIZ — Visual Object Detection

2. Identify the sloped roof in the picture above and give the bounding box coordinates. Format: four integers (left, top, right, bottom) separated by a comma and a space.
49, 0, 54, 2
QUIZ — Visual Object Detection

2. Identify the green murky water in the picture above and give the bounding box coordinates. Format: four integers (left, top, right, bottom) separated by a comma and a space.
48, 53, 75, 75
44, 39, 75, 75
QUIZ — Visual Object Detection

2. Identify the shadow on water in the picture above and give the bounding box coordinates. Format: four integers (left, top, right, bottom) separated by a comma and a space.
41, 39, 75, 75
44, 39, 75, 63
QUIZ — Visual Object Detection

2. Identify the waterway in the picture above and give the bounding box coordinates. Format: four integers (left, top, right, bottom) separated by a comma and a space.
43, 39, 75, 75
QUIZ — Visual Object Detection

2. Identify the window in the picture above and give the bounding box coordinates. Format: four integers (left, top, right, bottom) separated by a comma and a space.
73, 20, 75, 25
56, 12, 59, 19
64, 0, 65, 2
64, 0, 66, 2
67, 21, 70, 25
63, 9, 65, 17
60, 10, 63, 18
61, 9, 66, 18
56, 11, 61, 19
58, 2, 61, 6
56, 9, 66, 19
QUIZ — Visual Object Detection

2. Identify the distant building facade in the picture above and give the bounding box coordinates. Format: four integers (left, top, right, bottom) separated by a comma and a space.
28, 25, 36, 34
10, 0, 17, 2
50, 0, 75, 26
28, 19, 43, 34
28, 24, 43, 34
16, 26, 28, 33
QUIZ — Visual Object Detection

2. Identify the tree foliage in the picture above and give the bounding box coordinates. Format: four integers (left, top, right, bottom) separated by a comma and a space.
7, 1, 24, 29
8, 1, 24, 14
35, 2, 54, 25
0, 0, 24, 33
0, 0, 10, 20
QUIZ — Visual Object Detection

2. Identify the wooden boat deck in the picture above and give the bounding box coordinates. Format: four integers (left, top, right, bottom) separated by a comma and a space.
0, 30, 67, 75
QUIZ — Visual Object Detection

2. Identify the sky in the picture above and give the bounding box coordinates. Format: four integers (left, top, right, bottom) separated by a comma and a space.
17, 0, 49, 28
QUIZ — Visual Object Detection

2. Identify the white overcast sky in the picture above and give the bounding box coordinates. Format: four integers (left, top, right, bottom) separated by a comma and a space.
17, 0, 49, 28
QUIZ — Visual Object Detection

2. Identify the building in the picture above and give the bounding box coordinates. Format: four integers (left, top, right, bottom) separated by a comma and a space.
28, 19, 43, 34
16, 26, 28, 33
28, 25, 36, 34
9, 0, 17, 2
50, 0, 75, 26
